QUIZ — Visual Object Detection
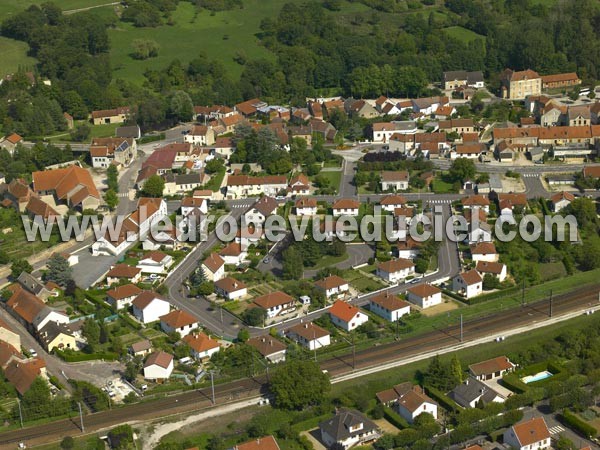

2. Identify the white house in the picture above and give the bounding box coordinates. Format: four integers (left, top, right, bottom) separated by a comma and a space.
106, 284, 142, 310
376, 258, 415, 283
183, 332, 220, 360
226, 175, 287, 199
329, 300, 368, 331
380, 194, 406, 212
214, 277, 248, 300
136, 251, 173, 274
295, 198, 318, 216
314, 275, 349, 299
469, 242, 498, 262
332, 199, 360, 217
32, 308, 70, 332
380, 171, 409, 191
201, 253, 225, 281
319, 409, 381, 450
369, 292, 411, 322
219, 242, 248, 266
181, 197, 208, 216
395, 385, 438, 424
247, 336, 287, 363
286, 322, 331, 351
551, 191, 575, 212
143, 351, 174, 380
160, 310, 199, 337
450, 377, 505, 408
453, 270, 483, 299
469, 355, 515, 381
467, 222, 492, 244
461, 195, 490, 213
372, 121, 417, 143
131, 291, 171, 324
105, 264, 142, 285
476, 261, 508, 282
406, 283, 443, 309
503, 417, 551, 450
395, 239, 421, 260
253, 291, 296, 319
244, 196, 278, 226
184, 125, 216, 146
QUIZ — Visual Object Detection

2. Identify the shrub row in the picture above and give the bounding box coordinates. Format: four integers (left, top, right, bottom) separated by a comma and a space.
383, 406, 410, 430
560, 409, 597, 438
501, 373, 529, 394
424, 384, 461, 413
55, 349, 118, 362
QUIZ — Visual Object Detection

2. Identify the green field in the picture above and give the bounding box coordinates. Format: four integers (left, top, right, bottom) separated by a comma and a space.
109, 0, 299, 83
0, 37, 36, 77
443, 26, 485, 43
0, 0, 112, 21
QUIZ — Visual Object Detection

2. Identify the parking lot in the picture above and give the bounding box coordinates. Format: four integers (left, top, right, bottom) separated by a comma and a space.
102, 377, 137, 403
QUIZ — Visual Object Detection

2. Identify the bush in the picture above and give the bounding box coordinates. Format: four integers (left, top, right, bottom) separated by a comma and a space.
383, 406, 409, 429
424, 384, 461, 413
501, 373, 529, 394
560, 409, 597, 438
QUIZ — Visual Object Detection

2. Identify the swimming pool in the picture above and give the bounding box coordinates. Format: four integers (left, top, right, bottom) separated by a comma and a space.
521, 371, 553, 384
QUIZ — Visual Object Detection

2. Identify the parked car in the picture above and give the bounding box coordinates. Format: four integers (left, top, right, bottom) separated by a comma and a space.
29, 349, 37, 358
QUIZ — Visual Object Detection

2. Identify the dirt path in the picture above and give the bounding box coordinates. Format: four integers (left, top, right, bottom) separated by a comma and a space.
63, 2, 120, 15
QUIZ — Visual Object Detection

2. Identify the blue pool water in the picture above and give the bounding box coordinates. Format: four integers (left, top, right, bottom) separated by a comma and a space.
521, 371, 553, 384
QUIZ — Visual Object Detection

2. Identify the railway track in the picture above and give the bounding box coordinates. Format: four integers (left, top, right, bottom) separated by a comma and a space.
0, 284, 597, 446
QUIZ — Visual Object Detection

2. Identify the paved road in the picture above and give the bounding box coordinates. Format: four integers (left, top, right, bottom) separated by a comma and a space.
339, 160, 357, 197
303, 243, 375, 279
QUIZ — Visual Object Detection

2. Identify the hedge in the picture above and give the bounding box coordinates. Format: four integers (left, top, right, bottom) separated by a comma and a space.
291, 413, 331, 433
560, 409, 597, 438
501, 373, 528, 394
55, 349, 118, 362
119, 312, 142, 331
424, 384, 461, 413
383, 406, 410, 430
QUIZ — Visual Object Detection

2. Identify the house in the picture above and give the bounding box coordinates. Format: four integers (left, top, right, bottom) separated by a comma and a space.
500, 69, 542, 100
90, 137, 136, 168
329, 300, 368, 331
130, 339, 152, 357
288, 173, 311, 196
38, 322, 77, 352
253, 291, 296, 319
0, 341, 22, 370
411, 96, 449, 115
395, 238, 422, 259
235, 98, 266, 117
0, 133, 23, 153
450, 143, 485, 160
346, 99, 379, 119
160, 310, 199, 337
461, 195, 490, 213
567, 105, 591, 127
0, 318, 21, 350
498, 193, 528, 217
183, 332, 220, 360
369, 292, 411, 321
131, 291, 171, 324
17, 272, 53, 300
33, 307, 70, 333
25, 196, 59, 222
143, 351, 174, 380
295, 198, 318, 216
380, 171, 409, 191
116, 125, 141, 139
214, 277, 248, 300
372, 122, 417, 143
315, 275, 349, 299
286, 322, 330, 350
380, 195, 406, 212
383, 383, 438, 424
449, 377, 504, 408
469, 242, 498, 262
106, 284, 143, 310
476, 261, 507, 282
105, 265, 142, 285
551, 191, 575, 211
202, 253, 226, 281
181, 197, 208, 217
376, 259, 415, 283
469, 355, 515, 381
541, 72, 581, 90
319, 409, 381, 450
6, 286, 69, 333
136, 251, 173, 274
439, 119, 475, 134
219, 242, 248, 266
226, 175, 287, 199
32, 164, 101, 210
443, 70, 485, 90
453, 270, 483, 299
433, 105, 457, 119
91, 107, 130, 125
247, 336, 287, 363
467, 221, 492, 245
244, 196, 278, 226
163, 173, 205, 195
406, 283, 443, 309
184, 125, 216, 146
5, 178, 33, 212
332, 199, 360, 217
5, 358, 47, 395
229, 435, 280, 450
503, 417, 551, 450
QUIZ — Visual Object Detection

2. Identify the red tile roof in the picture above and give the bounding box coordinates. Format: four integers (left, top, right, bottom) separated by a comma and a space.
370, 292, 411, 311
144, 351, 173, 369
203, 253, 225, 273
457, 269, 483, 286
106, 264, 141, 279
469, 355, 514, 376
332, 199, 360, 210
407, 283, 441, 298
510, 417, 550, 447
329, 300, 361, 323
183, 332, 220, 354
253, 291, 294, 309
131, 291, 165, 310
6, 286, 45, 324
377, 258, 415, 273
232, 436, 280, 450
106, 284, 142, 300
5, 358, 46, 395
315, 275, 348, 291
160, 310, 197, 329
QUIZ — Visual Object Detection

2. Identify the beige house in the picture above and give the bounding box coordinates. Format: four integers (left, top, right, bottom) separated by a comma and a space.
91, 107, 130, 125
500, 69, 542, 100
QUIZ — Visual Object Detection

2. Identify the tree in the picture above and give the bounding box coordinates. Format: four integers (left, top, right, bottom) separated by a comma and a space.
131, 39, 159, 60
46, 254, 73, 288
107, 424, 134, 449
450, 355, 463, 384
269, 360, 330, 410
282, 246, 303, 280
106, 165, 119, 192
141, 175, 164, 198
60, 436, 75, 450
82, 319, 101, 350
237, 328, 250, 342
205, 158, 224, 174
10, 259, 32, 279
449, 158, 476, 184
169, 90, 194, 122
105, 189, 119, 210
243, 308, 267, 326
197, 281, 214, 296
70, 124, 91, 142
124, 356, 142, 382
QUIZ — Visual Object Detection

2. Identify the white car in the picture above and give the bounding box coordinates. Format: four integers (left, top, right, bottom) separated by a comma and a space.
29, 349, 37, 358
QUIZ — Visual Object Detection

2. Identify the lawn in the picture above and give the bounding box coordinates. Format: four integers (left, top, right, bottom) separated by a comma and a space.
47, 121, 120, 142
311, 170, 342, 193
442, 26, 486, 44
109, 0, 302, 83
0, 37, 36, 78
307, 253, 349, 270
0, 0, 111, 21
431, 177, 457, 194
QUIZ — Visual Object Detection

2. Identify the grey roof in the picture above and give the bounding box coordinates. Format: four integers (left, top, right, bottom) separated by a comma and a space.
319, 409, 379, 442
467, 71, 484, 84
116, 125, 141, 139
391, 120, 417, 131
546, 174, 576, 182
131, 339, 152, 353
164, 173, 203, 186
449, 377, 501, 408
17, 272, 47, 296
444, 70, 468, 83
489, 174, 503, 191
528, 146, 544, 156
38, 321, 74, 346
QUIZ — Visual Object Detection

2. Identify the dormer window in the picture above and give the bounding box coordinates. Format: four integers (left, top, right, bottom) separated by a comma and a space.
348, 423, 364, 433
